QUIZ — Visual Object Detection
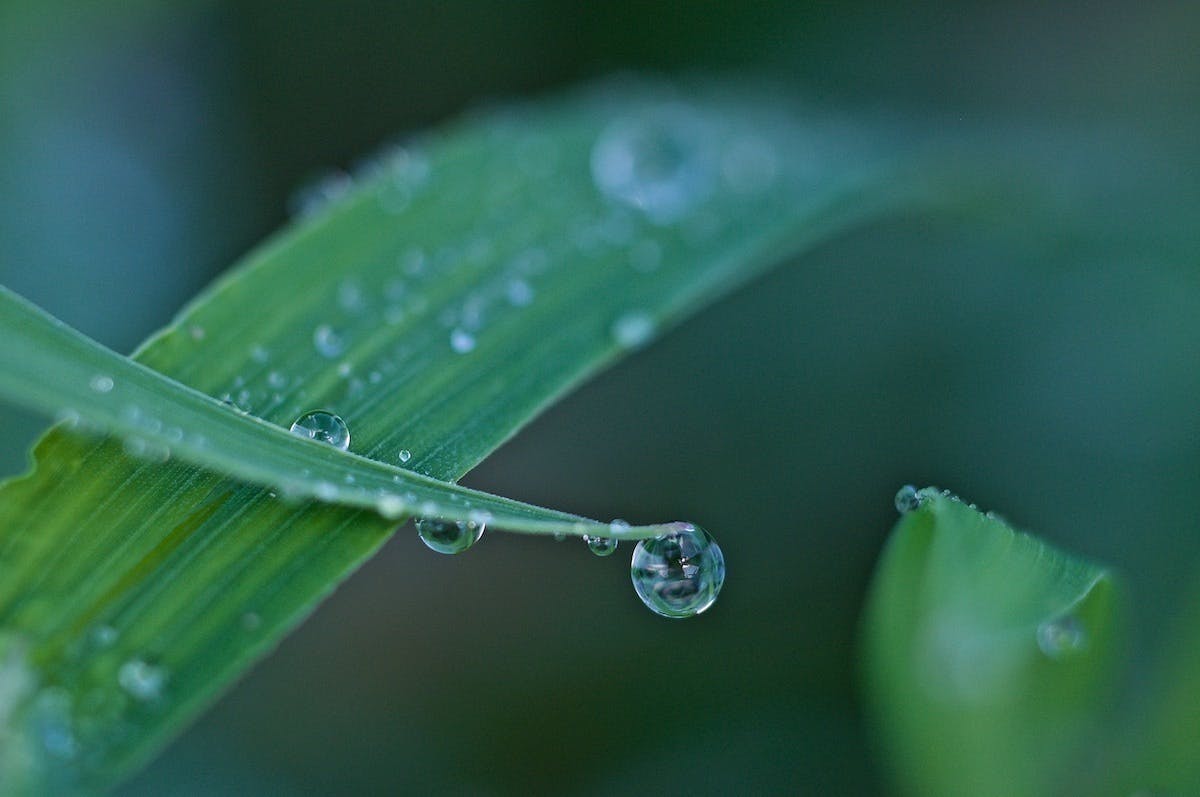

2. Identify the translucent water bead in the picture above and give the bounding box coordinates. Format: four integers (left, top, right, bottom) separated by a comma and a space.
416, 517, 485, 554
289, 410, 350, 451
630, 524, 725, 619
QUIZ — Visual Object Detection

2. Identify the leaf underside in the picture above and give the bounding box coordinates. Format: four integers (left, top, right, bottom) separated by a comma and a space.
0, 77, 922, 792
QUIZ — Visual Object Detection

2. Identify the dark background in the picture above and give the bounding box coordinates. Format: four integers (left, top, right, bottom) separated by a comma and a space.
1, 2, 1198, 793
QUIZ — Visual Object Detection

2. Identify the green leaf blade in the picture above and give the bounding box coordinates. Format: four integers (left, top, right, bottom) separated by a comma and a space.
862, 489, 1121, 797
0, 78, 920, 792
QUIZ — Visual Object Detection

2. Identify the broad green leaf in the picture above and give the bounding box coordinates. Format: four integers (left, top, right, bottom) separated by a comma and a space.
0, 78, 925, 793
862, 488, 1121, 797
0, 285, 680, 540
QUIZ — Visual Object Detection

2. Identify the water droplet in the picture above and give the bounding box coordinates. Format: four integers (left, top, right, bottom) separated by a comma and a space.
267, 371, 287, 389
30, 688, 77, 759
313, 324, 346, 358
611, 311, 656, 349
189, 324, 206, 341
630, 524, 725, 619
91, 625, 118, 648
1037, 615, 1087, 659
553, 532, 568, 542
89, 375, 114, 394
591, 109, 715, 224
118, 658, 166, 701
416, 517, 484, 554
450, 328, 476, 354
609, 518, 632, 535
505, 278, 535, 307
289, 410, 350, 451
249, 344, 270, 364
894, 485, 922, 514
399, 247, 426, 276
337, 279, 365, 311
289, 170, 353, 218
241, 612, 262, 631
398, 449, 412, 463
377, 494, 406, 519
584, 535, 618, 557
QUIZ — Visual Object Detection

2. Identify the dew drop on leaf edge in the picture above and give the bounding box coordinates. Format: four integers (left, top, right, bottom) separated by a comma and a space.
118, 658, 167, 702
894, 484, 922, 514
416, 517, 484, 555
630, 524, 725, 619
584, 534, 618, 557
1036, 615, 1088, 660
289, 410, 350, 451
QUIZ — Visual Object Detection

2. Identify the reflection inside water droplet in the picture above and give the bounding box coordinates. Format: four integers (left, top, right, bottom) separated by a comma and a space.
584, 535, 618, 557
630, 524, 725, 618
416, 517, 484, 554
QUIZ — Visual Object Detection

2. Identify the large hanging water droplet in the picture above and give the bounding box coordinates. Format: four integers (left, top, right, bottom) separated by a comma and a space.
894, 485, 922, 514
584, 534, 618, 557
590, 108, 715, 225
289, 410, 350, 451
630, 524, 725, 618
1036, 615, 1087, 660
416, 517, 484, 554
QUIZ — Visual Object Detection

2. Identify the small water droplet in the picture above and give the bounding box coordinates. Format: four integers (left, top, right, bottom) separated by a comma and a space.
553, 532, 568, 542
416, 517, 484, 554
378, 494, 406, 518
609, 518, 632, 536
31, 688, 77, 759
337, 279, 365, 312
241, 612, 262, 631
249, 344, 270, 363
189, 325, 206, 341
398, 449, 412, 463
450, 328, 476, 354
591, 108, 715, 224
1037, 615, 1087, 660
399, 247, 426, 276
89, 375, 114, 394
630, 524, 725, 619
313, 324, 346, 358
611, 311, 657, 349
91, 625, 118, 648
289, 170, 353, 218
118, 658, 166, 701
894, 485, 922, 514
505, 278, 535, 307
584, 535, 619, 557
289, 410, 350, 451
267, 371, 287, 389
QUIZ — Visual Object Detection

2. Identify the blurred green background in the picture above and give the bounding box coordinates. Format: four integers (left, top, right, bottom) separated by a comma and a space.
1, 1, 1198, 793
